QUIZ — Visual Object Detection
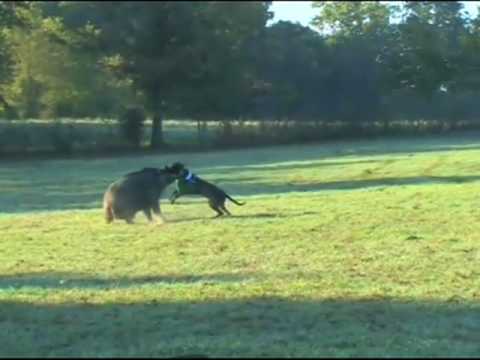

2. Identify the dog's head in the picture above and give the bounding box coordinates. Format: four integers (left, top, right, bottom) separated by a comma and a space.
168, 162, 187, 178
160, 164, 180, 183
170, 162, 185, 173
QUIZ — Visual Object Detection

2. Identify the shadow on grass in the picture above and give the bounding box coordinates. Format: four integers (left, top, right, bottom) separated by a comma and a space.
1, 294, 479, 357
0, 272, 253, 290
269, 174, 480, 192
4, 131, 480, 215
2, 174, 480, 214
170, 174, 480, 200
206, 159, 381, 179
192, 135, 480, 172
168, 213, 298, 223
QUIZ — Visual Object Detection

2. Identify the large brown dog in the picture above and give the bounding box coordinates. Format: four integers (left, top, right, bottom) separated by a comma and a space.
103, 166, 177, 224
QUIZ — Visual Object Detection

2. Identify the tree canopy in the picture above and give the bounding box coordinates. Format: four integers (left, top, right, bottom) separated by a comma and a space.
1, 1, 480, 152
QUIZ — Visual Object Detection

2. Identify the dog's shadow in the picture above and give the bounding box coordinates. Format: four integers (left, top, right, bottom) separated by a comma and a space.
168, 212, 316, 223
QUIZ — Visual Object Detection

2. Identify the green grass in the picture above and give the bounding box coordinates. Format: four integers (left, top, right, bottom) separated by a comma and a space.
1, 134, 480, 357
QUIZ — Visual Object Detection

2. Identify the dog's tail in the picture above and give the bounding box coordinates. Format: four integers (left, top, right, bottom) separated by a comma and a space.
103, 196, 114, 224
225, 193, 245, 206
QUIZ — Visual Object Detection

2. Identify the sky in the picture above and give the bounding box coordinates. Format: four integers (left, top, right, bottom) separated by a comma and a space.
269, 1, 480, 29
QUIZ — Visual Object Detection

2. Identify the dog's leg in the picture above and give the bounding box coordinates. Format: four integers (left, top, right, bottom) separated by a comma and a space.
143, 208, 153, 222
122, 209, 135, 224
151, 202, 166, 223
209, 201, 224, 218
221, 204, 232, 216
170, 190, 181, 204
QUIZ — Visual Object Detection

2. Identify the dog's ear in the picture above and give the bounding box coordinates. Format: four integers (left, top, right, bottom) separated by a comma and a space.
170, 162, 185, 174
166, 166, 177, 175
172, 161, 185, 169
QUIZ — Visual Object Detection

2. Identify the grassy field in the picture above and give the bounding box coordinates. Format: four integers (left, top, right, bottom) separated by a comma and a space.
1, 133, 480, 357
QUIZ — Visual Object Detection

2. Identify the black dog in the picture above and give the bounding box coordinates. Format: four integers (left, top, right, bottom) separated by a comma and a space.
103, 166, 177, 224
169, 162, 245, 217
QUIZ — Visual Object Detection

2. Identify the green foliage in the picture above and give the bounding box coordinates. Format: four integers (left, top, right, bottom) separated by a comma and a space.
1, 3, 133, 120
253, 21, 330, 121
1, 0, 480, 153
0, 2, 34, 108
311, 1, 471, 100
389, 2, 468, 96
53, 1, 272, 147
311, 1, 393, 41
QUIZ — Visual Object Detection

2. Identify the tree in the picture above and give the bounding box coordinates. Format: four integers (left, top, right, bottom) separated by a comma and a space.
252, 21, 331, 122
388, 1, 468, 97
54, 1, 272, 149
0, 1, 33, 116
311, 1, 393, 42
311, 2, 395, 127
2, 3, 130, 119
456, 13, 480, 92
170, 1, 273, 140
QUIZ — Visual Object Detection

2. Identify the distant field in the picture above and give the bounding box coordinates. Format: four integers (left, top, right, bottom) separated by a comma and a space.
0, 118, 222, 153
1, 134, 480, 356
2, 117, 475, 155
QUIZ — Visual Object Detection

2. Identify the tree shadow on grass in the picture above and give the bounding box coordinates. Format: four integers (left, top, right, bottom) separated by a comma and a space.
1, 294, 479, 357
190, 134, 480, 172
0, 272, 254, 290
311, 174, 480, 190
205, 159, 381, 178
168, 212, 303, 223
5, 129, 480, 217
3, 174, 480, 215
0, 159, 382, 214
167, 175, 480, 206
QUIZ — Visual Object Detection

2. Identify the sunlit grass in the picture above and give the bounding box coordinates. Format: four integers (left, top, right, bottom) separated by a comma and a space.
1, 134, 480, 356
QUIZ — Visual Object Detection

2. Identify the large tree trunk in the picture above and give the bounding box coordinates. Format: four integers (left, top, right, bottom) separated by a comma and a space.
150, 110, 164, 149
149, 87, 165, 149
222, 119, 233, 140
197, 120, 208, 145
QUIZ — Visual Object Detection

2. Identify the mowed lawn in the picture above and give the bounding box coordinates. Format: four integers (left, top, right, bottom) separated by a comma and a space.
1, 134, 480, 357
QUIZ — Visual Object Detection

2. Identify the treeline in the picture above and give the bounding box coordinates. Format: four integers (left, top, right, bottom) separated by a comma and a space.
1, 1, 480, 154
